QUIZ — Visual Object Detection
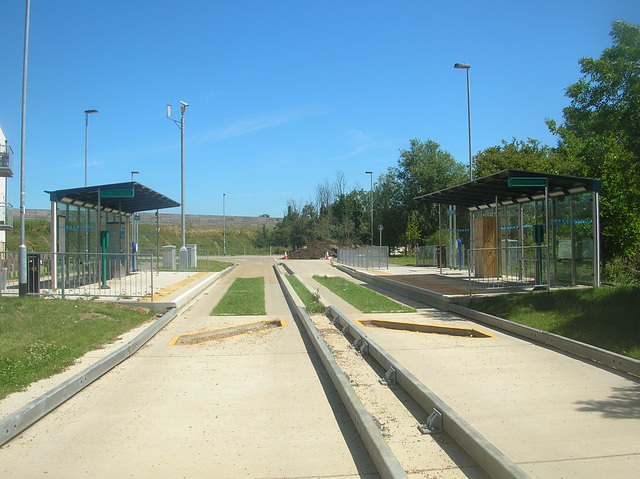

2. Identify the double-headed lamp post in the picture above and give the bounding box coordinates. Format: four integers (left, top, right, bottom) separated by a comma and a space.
365, 171, 373, 246
167, 101, 189, 269
84, 110, 98, 187
454, 63, 472, 180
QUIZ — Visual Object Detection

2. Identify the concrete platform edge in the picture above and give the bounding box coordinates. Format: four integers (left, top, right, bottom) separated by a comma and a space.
335, 264, 452, 311
450, 303, 640, 378
336, 263, 640, 378
0, 266, 237, 446
1, 308, 178, 446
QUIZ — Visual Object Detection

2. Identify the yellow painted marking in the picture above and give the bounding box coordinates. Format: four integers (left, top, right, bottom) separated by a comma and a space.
168, 319, 287, 346
357, 318, 496, 338
139, 272, 207, 302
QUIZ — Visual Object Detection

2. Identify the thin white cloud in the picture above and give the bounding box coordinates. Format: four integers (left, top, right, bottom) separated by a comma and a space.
331, 129, 393, 161
199, 107, 327, 144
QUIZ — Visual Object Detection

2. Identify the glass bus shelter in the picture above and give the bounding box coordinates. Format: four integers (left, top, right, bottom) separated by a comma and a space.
46, 182, 179, 289
416, 170, 603, 291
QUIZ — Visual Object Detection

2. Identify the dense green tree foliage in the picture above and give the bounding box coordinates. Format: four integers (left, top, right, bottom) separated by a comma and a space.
474, 138, 562, 177
548, 20, 640, 260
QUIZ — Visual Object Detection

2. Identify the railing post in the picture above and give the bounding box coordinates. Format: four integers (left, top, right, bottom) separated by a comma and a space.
60, 252, 65, 299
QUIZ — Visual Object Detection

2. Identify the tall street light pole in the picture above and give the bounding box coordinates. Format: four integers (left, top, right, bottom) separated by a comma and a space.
18, 0, 31, 297
365, 171, 373, 246
84, 109, 98, 187
223, 193, 226, 256
167, 101, 189, 269
454, 63, 472, 180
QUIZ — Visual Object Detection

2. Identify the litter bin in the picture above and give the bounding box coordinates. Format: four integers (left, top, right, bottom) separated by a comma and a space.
27, 253, 40, 294
162, 245, 176, 270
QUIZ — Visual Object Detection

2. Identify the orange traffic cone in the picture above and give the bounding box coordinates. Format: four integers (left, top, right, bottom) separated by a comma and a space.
325, 250, 329, 260
284, 251, 288, 260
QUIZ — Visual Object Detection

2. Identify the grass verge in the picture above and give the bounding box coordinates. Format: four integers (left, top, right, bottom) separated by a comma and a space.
313, 275, 416, 313
389, 255, 417, 266
469, 285, 640, 360
0, 297, 154, 400
285, 275, 326, 313
211, 277, 265, 316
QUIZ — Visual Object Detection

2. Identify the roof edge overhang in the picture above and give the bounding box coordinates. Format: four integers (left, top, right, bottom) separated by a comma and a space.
46, 182, 180, 215
415, 170, 603, 210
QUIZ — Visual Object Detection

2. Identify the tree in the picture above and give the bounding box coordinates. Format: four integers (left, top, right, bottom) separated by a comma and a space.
394, 139, 467, 243
547, 20, 640, 260
405, 211, 421, 254
474, 138, 562, 177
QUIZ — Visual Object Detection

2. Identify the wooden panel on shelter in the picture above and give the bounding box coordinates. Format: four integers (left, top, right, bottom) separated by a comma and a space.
473, 216, 498, 278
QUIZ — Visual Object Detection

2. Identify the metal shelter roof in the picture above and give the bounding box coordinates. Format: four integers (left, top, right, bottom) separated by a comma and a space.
46, 182, 180, 216
415, 169, 603, 210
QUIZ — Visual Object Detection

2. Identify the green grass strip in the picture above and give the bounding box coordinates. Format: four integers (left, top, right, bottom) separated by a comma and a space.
313, 275, 416, 313
469, 285, 640, 359
211, 277, 265, 316
285, 274, 325, 313
0, 297, 154, 400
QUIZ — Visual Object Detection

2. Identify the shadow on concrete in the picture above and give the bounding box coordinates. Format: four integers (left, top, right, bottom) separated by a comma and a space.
575, 383, 640, 419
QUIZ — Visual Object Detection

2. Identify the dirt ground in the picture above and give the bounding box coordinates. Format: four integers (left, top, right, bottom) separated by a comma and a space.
287, 239, 353, 259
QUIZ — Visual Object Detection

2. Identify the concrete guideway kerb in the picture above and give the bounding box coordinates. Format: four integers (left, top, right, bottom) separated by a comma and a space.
0, 265, 236, 447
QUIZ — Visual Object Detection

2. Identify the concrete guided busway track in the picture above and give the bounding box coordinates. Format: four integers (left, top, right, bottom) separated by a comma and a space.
286, 259, 640, 479
0, 257, 380, 478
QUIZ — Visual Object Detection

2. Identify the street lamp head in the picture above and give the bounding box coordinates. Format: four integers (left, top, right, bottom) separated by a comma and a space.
180, 101, 188, 116
85, 109, 99, 115
180, 101, 189, 107
365, 171, 372, 174
454, 63, 470, 69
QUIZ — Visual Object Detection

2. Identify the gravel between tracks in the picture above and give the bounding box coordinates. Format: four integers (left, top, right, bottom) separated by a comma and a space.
309, 312, 488, 479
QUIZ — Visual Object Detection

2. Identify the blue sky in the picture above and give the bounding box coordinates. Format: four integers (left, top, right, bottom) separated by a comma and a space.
1, 1, 638, 218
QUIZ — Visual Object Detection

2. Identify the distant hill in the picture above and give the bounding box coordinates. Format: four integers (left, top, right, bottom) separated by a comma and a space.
6, 210, 285, 255
14, 209, 282, 228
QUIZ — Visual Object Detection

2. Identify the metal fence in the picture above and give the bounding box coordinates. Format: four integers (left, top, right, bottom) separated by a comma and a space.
468, 245, 549, 294
138, 247, 220, 271
416, 244, 468, 270
0, 251, 154, 300
337, 246, 389, 269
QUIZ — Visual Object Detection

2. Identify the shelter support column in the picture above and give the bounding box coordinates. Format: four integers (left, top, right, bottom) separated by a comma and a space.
593, 191, 601, 287
50, 201, 57, 289
570, 196, 576, 286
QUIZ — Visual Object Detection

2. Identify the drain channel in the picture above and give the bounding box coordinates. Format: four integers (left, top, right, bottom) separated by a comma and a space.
357, 319, 494, 338
169, 319, 285, 346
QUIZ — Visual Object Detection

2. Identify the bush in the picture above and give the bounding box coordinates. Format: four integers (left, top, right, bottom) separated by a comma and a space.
603, 253, 640, 285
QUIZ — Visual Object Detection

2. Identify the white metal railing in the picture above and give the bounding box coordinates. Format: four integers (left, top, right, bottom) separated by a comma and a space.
337, 246, 389, 269
0, 143, 13, 175
0, 252, 154, 299
0, 202, 13, 229
416, 244, 468, 270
